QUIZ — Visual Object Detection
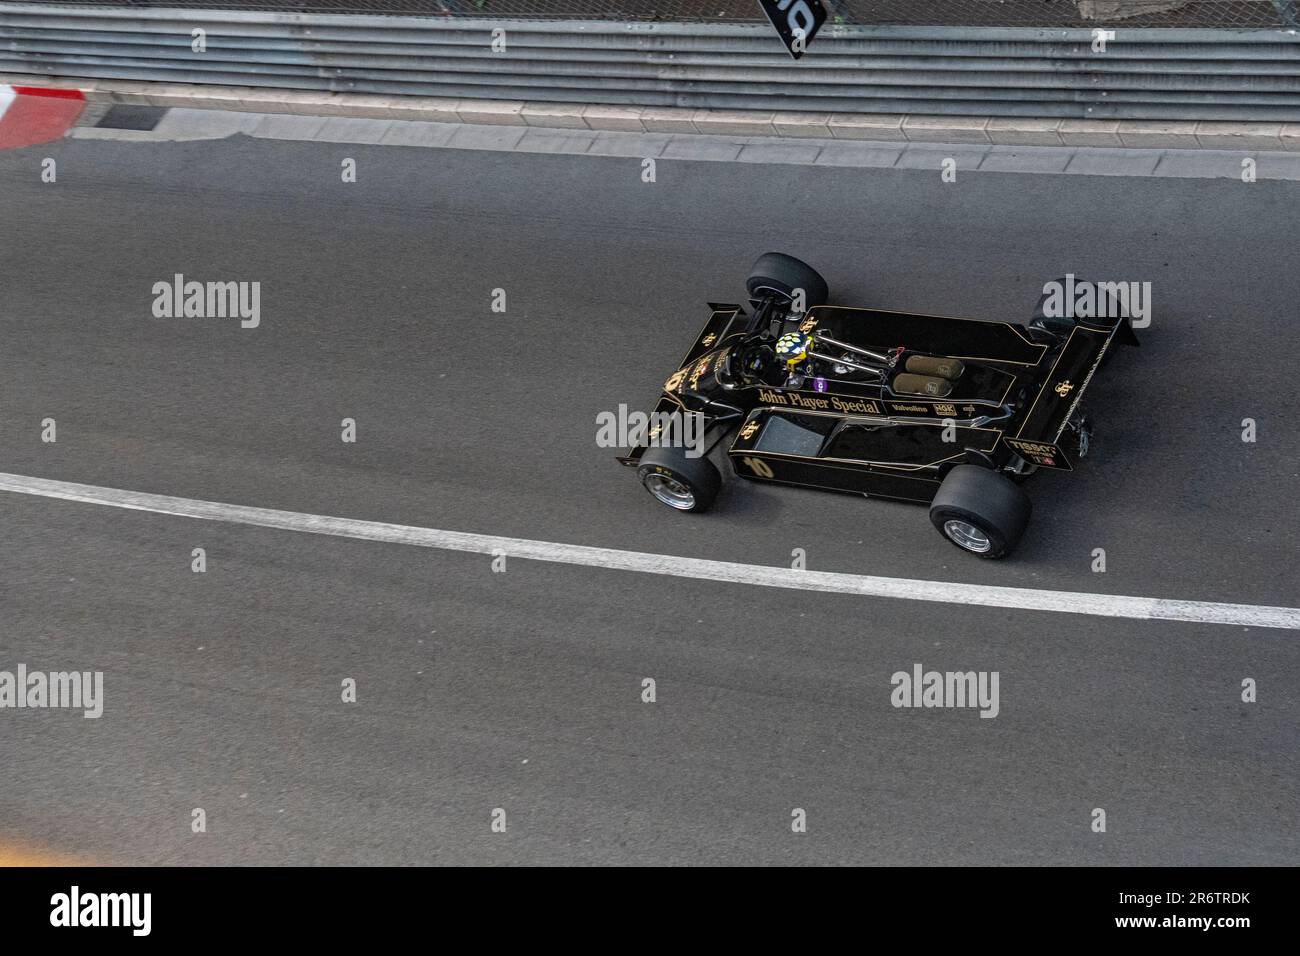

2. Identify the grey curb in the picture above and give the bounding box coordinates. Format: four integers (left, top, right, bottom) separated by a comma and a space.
66, 108, 1300, 182
12, 74, 1300, 153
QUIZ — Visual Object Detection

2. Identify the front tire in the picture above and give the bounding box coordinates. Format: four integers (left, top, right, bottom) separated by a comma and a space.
745, 252, 829, 308
929, 465, 1031, 559
637, 444, 721, 513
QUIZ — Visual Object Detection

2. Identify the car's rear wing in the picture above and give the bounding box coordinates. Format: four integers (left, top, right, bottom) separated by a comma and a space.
615, 395, 682, 466
618, 304, 746, 467
677, 303, 743, 369
1009, 311, 1137, 469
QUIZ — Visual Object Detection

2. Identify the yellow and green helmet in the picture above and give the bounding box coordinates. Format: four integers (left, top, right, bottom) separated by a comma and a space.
775, 331, 813, 367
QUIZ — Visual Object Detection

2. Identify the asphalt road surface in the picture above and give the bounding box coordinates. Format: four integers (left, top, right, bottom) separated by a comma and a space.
0, 134, 1297, 865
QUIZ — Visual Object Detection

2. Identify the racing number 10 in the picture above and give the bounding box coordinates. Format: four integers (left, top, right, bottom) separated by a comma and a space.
741, 457, 775, 478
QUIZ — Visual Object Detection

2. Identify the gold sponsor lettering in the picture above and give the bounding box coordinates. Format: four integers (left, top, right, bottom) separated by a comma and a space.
739, 420, 760, 440
889, 403, 930, 414
1055, 380, 1075, 397
758, 389, 788, 406
701, 332, 717, 347
664, 369, 686, 392
799, 317, 817, 334
1006, 438, 1060, 467
934, 403, 956, 416
1007, 439, 1056, 457
829, 397, 881, 416
789, 392, 830, 410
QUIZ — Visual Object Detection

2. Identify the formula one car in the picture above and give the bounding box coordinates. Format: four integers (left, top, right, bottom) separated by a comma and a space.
617, 253, 1137, 558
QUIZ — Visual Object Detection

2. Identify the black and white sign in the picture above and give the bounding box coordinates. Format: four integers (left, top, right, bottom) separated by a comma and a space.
757, 0, 828, 60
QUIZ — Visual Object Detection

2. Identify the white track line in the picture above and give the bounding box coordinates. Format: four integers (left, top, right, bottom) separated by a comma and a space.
0, 471, 1296, 631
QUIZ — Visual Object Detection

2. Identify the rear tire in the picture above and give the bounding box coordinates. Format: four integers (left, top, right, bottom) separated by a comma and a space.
637, 444, 721, 513
745, 253, 829, 308
929, 465, 1031, 559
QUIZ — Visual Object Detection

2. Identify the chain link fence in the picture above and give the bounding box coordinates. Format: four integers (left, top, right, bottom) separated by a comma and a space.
16, 2, 1300, 28
7, 2, 1299, 119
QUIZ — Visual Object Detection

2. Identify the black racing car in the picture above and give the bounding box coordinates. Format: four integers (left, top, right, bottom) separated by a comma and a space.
617, 253, 1137, 558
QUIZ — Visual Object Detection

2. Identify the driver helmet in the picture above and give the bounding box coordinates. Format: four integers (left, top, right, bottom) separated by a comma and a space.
775, 331, 813, 368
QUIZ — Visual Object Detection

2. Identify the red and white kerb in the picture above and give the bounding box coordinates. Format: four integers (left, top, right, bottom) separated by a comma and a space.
0, 85, 86, 150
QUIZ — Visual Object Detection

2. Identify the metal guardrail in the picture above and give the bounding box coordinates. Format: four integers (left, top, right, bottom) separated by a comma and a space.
1, 3, 1298, 120
17, 1, 1300, 29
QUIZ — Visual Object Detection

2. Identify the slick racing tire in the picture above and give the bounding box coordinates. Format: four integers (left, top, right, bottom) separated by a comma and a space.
929, 465, 1032, 559
638, 444, 722, 513
745, 253, 829, 309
